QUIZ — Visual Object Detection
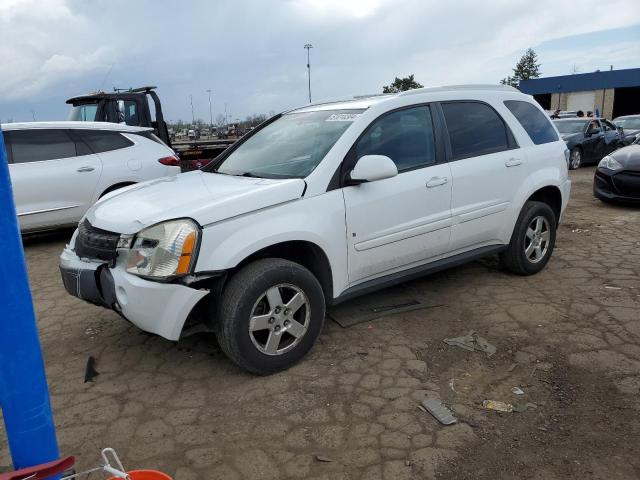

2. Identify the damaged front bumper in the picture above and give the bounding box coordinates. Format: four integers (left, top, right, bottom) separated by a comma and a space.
60, 246, 209, 341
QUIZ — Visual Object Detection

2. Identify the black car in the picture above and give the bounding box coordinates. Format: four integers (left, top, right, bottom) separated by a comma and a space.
553, 118, 621, 170
613, 114, 640, 146
594, 144, 640, 204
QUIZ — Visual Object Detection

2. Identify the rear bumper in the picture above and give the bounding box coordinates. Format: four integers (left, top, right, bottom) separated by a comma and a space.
60, 247, 208, 340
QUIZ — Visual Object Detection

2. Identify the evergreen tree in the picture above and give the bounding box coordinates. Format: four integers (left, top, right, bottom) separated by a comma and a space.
500, 48, 541, 87
382, 74, 424, 93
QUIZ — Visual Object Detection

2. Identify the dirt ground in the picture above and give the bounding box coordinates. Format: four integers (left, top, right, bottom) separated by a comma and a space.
1, 166, 639, 479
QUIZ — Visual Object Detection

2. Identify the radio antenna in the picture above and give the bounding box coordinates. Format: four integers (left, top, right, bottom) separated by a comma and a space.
98, 63, 114, 92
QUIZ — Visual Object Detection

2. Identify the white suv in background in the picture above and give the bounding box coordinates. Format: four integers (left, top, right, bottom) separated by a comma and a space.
60, 85, 570, 374
3, 122, 180, 232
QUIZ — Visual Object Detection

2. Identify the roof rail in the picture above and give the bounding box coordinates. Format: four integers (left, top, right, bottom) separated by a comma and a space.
397, 84, 519, 96
352, 93, 391, 99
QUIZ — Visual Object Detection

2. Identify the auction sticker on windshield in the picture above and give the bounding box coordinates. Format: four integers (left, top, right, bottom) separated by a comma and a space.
326, 113, 361, 122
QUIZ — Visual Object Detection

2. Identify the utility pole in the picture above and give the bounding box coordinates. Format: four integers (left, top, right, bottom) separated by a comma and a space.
206, 89, 213, 134
304, 43, 313, 103
189, 94, 195, 126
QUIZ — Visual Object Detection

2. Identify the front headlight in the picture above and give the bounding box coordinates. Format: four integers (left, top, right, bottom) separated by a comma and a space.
598, 155, 623, 171
126, 219, 199, 279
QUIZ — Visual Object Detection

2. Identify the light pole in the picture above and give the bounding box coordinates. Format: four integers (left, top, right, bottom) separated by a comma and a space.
206, 89, 213, 134
189, 94, 195, 127
304, 43, 313, 103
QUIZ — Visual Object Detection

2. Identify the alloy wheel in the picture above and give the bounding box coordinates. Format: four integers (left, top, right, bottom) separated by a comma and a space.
570, 149, 581, 169
524, 216, 551, 264
248, 283, 310, 355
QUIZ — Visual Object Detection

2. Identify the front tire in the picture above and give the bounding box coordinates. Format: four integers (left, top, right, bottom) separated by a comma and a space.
216, 258, 325, 375
569, 147, 582, 170
500, 201, 557, 275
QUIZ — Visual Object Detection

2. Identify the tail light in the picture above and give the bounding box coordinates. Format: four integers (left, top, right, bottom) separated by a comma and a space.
158, 155, 180, 167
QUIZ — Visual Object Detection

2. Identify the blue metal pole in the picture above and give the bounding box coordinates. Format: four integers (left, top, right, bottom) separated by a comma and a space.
0, 126, 60, 469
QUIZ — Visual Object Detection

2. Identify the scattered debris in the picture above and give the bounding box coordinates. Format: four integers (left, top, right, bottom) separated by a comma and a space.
511, 387, 525, 395
421, 398, 457, 425
443, 331, 496, 357
508, 363, 518, 372
84, 327, 99, 336
571, 228, 589, 233
84, 356, 99, 383
315, 455, 332, 463
482, 400, 513, 412
513, 402, 538, 413
405, 460, 412, 467
448, 378, 456, 392
604, 285, 622, 290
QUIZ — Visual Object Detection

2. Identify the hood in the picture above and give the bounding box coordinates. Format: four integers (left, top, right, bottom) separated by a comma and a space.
86, 171, 306, 234
610, 145, 640, 170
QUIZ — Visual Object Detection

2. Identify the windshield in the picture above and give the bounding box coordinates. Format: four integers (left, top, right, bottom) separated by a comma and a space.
68, 104, 99, 121
614, 117, 640, 129
553, 120, 588, 134
213, 109, 363, 178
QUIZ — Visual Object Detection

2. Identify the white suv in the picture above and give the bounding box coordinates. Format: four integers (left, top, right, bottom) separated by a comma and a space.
60, 85, 570, 374
3, 122, 180, 232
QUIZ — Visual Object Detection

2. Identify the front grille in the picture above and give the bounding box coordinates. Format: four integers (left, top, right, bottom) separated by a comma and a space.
612, 171, 640, 197
74, 220, 120, 262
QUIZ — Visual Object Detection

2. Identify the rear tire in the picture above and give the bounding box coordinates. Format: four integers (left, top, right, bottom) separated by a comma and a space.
569, 147, 582, 170
216, 258, 325, 375
500, 201, 557, 276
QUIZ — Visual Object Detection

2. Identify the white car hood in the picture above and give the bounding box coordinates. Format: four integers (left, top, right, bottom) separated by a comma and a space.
86, 171, 306, 234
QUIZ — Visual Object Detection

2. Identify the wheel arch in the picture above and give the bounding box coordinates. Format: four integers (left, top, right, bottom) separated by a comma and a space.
526, 185, 562, 226
233, 240, 334, 301
99, 181, 137, 198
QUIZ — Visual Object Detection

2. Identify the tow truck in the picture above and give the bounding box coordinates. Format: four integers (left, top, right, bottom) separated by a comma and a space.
66, 86, 236, 171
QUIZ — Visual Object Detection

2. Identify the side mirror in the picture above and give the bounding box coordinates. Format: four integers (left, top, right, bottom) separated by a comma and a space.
348, 155, 398, 184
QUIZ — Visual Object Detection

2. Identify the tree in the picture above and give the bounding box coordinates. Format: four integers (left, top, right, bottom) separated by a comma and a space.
215, 114, 226, 128
500, 48, 541, 87
382, 74, 423, 93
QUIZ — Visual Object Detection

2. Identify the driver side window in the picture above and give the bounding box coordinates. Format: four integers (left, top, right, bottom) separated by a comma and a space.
355, 106, 436, 172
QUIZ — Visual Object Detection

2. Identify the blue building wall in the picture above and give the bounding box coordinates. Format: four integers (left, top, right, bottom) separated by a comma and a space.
519, 68, 640, 95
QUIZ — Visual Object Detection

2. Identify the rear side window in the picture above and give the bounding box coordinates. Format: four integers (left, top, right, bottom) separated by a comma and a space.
7, 129, 76, 163
77, 130, 133, 153
504, 100, 559, 145
122, 101, 140, 126
356, 105, 436, 172
442, 102, 513, 160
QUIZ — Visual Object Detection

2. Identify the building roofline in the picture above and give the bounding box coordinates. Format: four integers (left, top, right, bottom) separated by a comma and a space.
519, 67, 640, 95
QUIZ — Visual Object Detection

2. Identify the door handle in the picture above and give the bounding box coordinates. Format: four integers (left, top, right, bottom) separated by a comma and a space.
77, 166, 95, 172
505, 158, 522, 167
426, 176, 448, 188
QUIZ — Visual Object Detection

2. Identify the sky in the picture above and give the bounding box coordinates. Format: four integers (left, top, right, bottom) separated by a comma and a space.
1, 0, 639, 123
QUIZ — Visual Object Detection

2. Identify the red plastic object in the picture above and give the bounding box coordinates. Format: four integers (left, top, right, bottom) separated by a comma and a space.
0, 456, 75, 480
108, 471, 172, 480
